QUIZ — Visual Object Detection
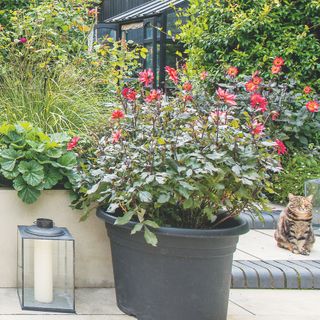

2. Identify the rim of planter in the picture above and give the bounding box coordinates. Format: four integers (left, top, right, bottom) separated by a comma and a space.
96, 207, 249, 238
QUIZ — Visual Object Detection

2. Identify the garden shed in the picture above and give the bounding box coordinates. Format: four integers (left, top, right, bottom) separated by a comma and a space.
97, 0, 187, 88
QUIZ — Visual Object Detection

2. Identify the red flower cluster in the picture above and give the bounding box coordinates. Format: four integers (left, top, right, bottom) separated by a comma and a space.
139, 69, 154, 87
111, 109, 125, 120
250, 121, 265, 135
306, 101, 319, 113
67, 137, 80, 151
200, 71, 208, 80
145, 90, 162, 103
183, 82, 193, 92
275, 139, 287, 155
252, 76, 262, 85
227, 66, 239, 78
271, 57, 284, 74
304, 86, 312, 94
112, 130, 122, 143
183, 95, 193, 102
122, 88, 137, 101
245, 81, 258, 92
165, 66, 178, 84
216, 87, 237, 106
250, 94, 268, 113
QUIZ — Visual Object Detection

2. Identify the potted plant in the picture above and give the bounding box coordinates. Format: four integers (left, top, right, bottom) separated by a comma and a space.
81, 66, 283, 320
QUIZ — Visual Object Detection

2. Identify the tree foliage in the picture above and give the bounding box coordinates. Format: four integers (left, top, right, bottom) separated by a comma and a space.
179, 0, 320, 89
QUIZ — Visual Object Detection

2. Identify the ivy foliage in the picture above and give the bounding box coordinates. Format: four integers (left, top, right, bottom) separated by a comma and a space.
0, 122, 80, 204
179, 0, 320, 89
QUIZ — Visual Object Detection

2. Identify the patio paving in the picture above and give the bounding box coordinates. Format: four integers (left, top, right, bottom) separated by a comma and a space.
232, 229, 320, 288
0, 288, 319, 320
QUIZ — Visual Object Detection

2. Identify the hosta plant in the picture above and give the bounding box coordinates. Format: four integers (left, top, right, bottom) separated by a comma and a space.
0, 122, 80, 204
80, 67, 284, 245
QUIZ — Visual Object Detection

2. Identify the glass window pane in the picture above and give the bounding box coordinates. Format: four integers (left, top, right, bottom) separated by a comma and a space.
144, 22, 153, 40
145, 44, 153, 70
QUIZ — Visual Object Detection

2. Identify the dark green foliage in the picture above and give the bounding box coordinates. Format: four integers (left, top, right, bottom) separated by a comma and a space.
179, 0, 320, 89
0, 122, 80, 204
270, 152, 320, 204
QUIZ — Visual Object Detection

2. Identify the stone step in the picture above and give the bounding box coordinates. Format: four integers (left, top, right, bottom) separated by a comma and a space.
231, 260, 320, 289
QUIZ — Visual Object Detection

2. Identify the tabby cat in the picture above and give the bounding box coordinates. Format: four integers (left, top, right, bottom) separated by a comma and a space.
274, 194, 315, 255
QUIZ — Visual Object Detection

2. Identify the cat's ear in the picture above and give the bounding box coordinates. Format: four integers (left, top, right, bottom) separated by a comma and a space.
288, 193, 295, 201
306, 195, 313, 202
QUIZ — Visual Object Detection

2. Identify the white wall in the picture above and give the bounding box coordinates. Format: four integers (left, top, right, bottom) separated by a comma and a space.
0, 189, 114, 288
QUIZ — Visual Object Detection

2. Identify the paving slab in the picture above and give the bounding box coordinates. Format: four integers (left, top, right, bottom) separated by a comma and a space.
1, 288, 318, 319
230, 289, 320, 317
236, 230, 320, 260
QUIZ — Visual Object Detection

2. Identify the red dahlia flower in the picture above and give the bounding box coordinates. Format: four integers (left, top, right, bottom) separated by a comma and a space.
252, 76, 262, 85
250, 94, 268, 113
111, 109, 125, 120
182, 82, 193, 91
245, 81, 258, 92
145, 90, 162, 103
183, 95, 193, 102
138, 69, 154, 87
306, 101, 319, 113
67, 136, 80, 151
112, 130, 122, 143
303, 86, 312, 94
122, 88, 137, 101
271, 65, 281, 74
275, 139, 287, 155
273, 57, 284, 67
227, 66, 239, 77
165, 66, 178, 84
216, 87, 237, 106
250, 121, 265, 135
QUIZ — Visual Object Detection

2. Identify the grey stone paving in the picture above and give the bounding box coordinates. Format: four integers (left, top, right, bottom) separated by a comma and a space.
0, 288, 319, 320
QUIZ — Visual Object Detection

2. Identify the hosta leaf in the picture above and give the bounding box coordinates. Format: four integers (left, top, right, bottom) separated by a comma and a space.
1, 169, 19, 179
46, 148, 62, 158
43, 168, 63, 189
18, 185, 41, 204
0, 148, 23, 171
139, 191, 152, 203
57, 152, 77, 168
18, 160, 44, 186
183, 197, 193, 209
144, 227, 158, 246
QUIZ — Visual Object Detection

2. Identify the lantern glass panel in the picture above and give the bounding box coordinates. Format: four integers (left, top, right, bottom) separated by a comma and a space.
305, 179, 320, 226
17, 226, 75, 313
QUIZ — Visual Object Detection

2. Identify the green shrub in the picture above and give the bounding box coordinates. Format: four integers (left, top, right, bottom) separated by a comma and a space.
0, 122, 81, 204
270, 152, 320, 204
179, 0, 320, 90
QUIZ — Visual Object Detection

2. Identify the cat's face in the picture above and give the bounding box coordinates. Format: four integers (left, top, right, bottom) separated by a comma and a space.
288, 193, 313, 219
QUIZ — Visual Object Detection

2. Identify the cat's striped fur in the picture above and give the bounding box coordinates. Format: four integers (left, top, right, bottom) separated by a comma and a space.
274, 194, 315, 255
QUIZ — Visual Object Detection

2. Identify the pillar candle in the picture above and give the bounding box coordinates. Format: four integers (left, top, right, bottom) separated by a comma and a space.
34, 240, 53, 303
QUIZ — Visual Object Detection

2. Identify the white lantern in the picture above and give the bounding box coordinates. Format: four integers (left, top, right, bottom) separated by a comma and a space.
17, 218, 75, 312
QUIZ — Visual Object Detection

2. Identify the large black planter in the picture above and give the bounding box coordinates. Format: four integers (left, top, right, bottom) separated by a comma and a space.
97, 208, 249, 320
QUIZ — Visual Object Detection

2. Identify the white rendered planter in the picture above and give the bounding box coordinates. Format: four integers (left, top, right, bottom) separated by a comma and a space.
0, 189, 113, 288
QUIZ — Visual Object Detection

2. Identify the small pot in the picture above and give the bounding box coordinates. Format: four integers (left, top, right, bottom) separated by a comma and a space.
97, 207, 249, 320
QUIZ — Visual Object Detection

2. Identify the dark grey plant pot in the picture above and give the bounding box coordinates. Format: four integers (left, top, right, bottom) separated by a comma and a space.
97, 208, 249, 320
